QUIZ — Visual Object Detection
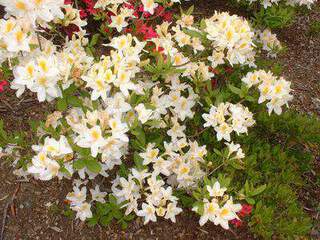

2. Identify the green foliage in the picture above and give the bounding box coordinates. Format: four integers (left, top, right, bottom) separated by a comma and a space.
88, 194, 135, 229
0, 119, 26, 147
56, 84, 85, 111
253, 5, 296, 29
234, 110, 319, 239
144, 54, 185, 81
308, 20, 320, 36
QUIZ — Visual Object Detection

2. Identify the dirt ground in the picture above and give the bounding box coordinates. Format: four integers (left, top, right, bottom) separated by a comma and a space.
0, 1, 319, 239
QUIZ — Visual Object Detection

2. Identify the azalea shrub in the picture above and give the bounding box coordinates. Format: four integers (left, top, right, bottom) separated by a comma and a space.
0, 0, 319, 239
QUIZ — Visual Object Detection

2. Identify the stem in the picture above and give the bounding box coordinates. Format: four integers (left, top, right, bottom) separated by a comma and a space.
208, 157, 226, 176
37, 31, 43, 51
74, 0, 79, 9
36, 23, 43, 51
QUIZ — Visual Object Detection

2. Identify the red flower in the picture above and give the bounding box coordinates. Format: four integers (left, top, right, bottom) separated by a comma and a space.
238, 204, 253, 218
0, 80, 8, 92
211, 78, 218, 89
79, 8, 88, 18
152, 45, 164, 53
155, 5, 165, 16
162, 11, 173, 22
64, 0, 72, 4
138, 5, 144, 12
138, 24, 157, 40
123, 3, 134, 10
230, 219, 242, 228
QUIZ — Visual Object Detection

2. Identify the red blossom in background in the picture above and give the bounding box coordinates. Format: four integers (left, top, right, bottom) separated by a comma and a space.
136, 23, 158, 40
238, 204, 253, 218
62, 0, 172, 41
230, 219, 243, 227
0, 80, 8, 93
230, 204, 253, 228
64, 0, 97, 17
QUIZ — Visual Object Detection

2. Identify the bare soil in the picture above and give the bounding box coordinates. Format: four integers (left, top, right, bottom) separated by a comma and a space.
0, 1, 319, 239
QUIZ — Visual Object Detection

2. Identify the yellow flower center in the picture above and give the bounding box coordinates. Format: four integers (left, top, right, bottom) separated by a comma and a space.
180, 166, 189, 175
91, 130, 100, 141
5, 22, 14, 33
221, 208, 229, 217
27, 65, 34, 76
47, 146, 56, 152
226, 30, 233, 41
15, 31, 24, 42
208, 204, 216, 214
275, 85, 282, 94
95, 79, 105, 91
15, 1, 26, 10
34, 0, 43, 5
38, 77, 47, 86
38, 60, 48, 72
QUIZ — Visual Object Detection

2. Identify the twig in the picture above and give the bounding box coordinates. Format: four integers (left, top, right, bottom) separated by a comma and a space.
188, 128, 206, 138
0, 184, 20, 240
197, 227, 209, 234
74, 0, 79, 9
36, 28, 43, 51
1, 100, 13, 112
208, 162, 224, 176
228, 228, 238, 239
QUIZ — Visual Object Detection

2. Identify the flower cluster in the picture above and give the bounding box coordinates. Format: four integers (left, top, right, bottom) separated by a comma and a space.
11, 33, 92, 101
112, 171, 183, 224
205, 12, 256, 67
139, 140, 207, 189
28, 135, 73, 180
192, 181, 242, 229
202, 102, 255, 142
66, 181, 107, 221
241, 70, 293, 115
0, 0, 64, 25
0, 18, 33, 62
82, 34, 145, 99
258, 28, 282, 57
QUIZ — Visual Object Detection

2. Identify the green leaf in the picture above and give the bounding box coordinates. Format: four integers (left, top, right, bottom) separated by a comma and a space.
87, 216, 98, 226
100, 214, 113, 226
133, 152, 144, 170
89, 33, 100, 47
85, 158, 101, 173
67, 96, 82, 108
228, 84, 242, 96
246, 197, 255, 205
56, 98, 68, 111
73, 159, 86, 170
186, 5, 194, 15
131, 126, 146, 147
251, 184, 267, 196
229, 160, 245, 170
